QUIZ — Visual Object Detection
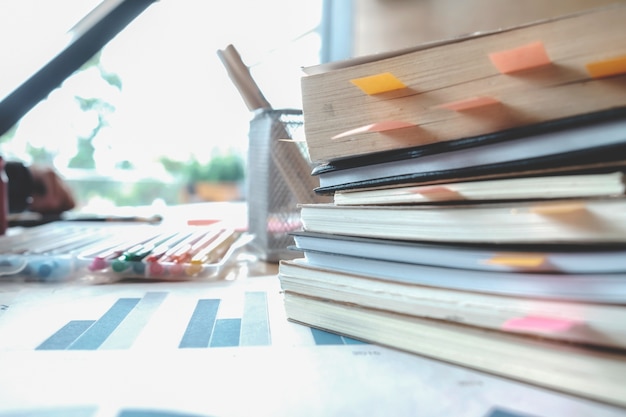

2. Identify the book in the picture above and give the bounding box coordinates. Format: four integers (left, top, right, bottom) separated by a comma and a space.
298, 197, 626, 244
281, 290, 626, 409
290, 250, 626, 303
332, 171, 626, 206
279, 259, 626, 350
290, 231, 626, 274
311, 113, 626, 192
316, 155, 626, 194
289, 6, 626, 408
300, 4, 626, 163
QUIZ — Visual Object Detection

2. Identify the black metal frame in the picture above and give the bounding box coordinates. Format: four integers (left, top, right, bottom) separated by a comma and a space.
0, 0, 157, 137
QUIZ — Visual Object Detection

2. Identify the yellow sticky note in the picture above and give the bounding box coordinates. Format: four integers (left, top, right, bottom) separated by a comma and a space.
586, 55, 626, 79
489, 41, 552, 74
435, 96, 500, 111
530, 203, 586, 215
486, 255, 546, 268
350, 72, 407, 95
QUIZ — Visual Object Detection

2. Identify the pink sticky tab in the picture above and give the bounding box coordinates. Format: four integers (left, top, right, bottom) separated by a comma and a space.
187, 219, 222, 226
350, 72, 407, 95
530, 202, 586, 215
586, 55, 626, 79
411, 186, 464, 201
489, 41, 552, 74
332, 121, 416, 140
502, 316, 583, 333
436, 96, 500, 111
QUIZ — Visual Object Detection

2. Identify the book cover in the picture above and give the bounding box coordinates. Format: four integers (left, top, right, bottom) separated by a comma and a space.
331, 171, 625, 206
282, 291, 626, 408
300, 4, 626, 162
290, 230, 626, 274
290, 250, 626, 303
298, 197, 626, 244
312, 114, 626, 192
279, 259, 626, 349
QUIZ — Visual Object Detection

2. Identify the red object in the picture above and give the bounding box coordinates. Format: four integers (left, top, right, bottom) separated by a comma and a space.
0, 157, 8, 235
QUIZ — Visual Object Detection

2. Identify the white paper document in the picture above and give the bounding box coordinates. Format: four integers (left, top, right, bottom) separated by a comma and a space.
0, 273, 623, 417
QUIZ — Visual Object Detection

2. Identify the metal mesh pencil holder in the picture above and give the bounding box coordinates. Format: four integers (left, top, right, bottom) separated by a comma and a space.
247, 108, 323, 262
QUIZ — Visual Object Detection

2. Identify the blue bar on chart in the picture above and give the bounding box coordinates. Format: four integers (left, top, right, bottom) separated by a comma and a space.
240, 291, 270, 346
34, 290, 365, 350
36, 320, 95, 350
310, 328, 367, 345
36, 293, 167, 351
180, 292, 273, 349
67, 298, 141, 350
179, 299, 220, 348
36, 298, 140, 350
485, 408, 530, 417
210, 318, 241, 347
342, 336, 368, 345
100, 292, 168, 350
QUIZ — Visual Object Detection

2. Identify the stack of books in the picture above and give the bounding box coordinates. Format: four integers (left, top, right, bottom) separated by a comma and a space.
278, 4, 626, 409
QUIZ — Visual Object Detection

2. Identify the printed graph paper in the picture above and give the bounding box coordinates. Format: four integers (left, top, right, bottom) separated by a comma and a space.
0, 276, 623, 417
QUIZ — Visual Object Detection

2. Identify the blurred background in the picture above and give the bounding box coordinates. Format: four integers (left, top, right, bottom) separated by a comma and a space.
0, 0, 618, 212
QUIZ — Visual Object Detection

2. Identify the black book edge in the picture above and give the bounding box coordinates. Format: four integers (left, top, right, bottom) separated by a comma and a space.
311, 107, 626, 176
314, 143, 626, 194
0, 0, 158, 137
288, 230, 626, 252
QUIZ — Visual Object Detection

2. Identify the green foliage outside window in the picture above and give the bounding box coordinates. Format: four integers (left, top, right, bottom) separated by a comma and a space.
160, 150, 246, 185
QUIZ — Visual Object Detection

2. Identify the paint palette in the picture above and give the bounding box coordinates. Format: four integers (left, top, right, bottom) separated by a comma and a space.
0, 222, 251, 283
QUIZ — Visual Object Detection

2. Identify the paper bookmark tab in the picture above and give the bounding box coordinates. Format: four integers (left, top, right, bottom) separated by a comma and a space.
489, 41, 552, 74
435, 96, 500, 111
586, 55, 626, 79
503, 316, 583, 333
530, 202, 587, 215
411, 186, 464, 201
486, 255, 546, 268
332, 121, 416, 140
350, 72, 407, 95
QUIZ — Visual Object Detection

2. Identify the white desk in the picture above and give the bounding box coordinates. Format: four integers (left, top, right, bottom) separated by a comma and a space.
0, 204, 624, 416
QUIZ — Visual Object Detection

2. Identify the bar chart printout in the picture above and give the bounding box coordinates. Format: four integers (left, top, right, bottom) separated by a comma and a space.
1, 278, 625, 417
35, 290, 358, 350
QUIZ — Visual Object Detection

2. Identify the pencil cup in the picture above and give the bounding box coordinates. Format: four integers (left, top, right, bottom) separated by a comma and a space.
246, 108, 327, 262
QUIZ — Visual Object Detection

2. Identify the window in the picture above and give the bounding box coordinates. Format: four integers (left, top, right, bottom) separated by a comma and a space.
0, 0, 349, 210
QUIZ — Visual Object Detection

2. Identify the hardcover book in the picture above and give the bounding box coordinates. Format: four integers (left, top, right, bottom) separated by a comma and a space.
311, 112, 626, 193
279, 259, 626, 349
282, 290, 626, 409
298, 197, 626, 244
290, 230, 626, 274
300, 4, 626, 163
331, 171, 625, 206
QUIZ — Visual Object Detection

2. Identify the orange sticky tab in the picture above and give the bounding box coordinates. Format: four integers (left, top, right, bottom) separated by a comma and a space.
586, 55, 626, 79
332, 121, 416, 140
350, 72, 407, 95
412, 186, 464, 201
486, 255, 546, 268
503, 316, 583, 333
489, 41, 551, 74
530, 202, 587, 215
436, 96, 500, 111
187, 219, 222, 226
